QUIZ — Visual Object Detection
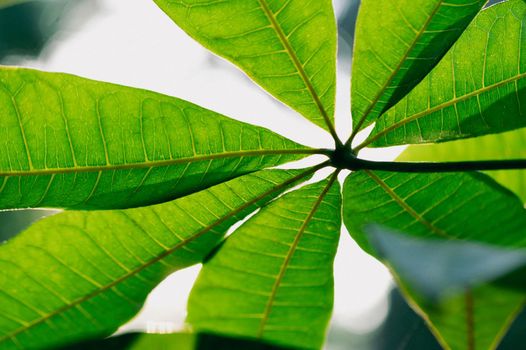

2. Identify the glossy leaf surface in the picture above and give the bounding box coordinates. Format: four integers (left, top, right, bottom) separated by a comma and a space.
364, 0, 526, 147
0, 67, 311, 210
188, 175, 341, 350
153, 0, 337, 133
343, 170, 526, 350
0, 169, 311, 350
351, 0, 485, 133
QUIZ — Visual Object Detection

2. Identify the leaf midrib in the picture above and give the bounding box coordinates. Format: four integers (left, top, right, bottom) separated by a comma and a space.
358, 72, 526, 149
0, 149, 321, 177
365, 170, 452, 238
0, 166, 322, 344
257, 0, 337, 139
257, 170, 339, 337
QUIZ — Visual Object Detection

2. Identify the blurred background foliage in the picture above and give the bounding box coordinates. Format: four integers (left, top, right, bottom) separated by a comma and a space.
0, 0, 97, 63
0, 0, 523, 349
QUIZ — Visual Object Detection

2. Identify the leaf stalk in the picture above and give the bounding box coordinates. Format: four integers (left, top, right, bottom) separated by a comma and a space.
329, 148, 526, 172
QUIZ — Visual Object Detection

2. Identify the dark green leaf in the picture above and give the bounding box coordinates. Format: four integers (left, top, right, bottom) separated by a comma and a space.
351, 0, 485, 133
153, 0, 337, 134
59, 332, 298, 350
362, 0, 526, 148
0, 0, 25, 9
187, 174, 341, 350
372, 288, 442, 350
0, 169, 312, 350
0, 67, 313, 210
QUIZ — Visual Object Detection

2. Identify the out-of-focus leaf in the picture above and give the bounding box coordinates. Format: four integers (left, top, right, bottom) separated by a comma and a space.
0, 0, 95, 61
367, 225, 526, 300
0, 0, 25, 9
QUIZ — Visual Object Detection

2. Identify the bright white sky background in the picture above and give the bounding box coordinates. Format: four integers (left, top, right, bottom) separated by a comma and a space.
17, 0, 409, 345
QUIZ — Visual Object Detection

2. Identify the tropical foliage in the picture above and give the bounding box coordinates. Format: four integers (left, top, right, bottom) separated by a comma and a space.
0, 0, 525, 349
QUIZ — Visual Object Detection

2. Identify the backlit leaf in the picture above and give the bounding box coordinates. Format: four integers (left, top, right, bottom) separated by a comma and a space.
343, 170, 526, 350
0, 169, 313, 350
188, 174, 341, 350
361, 0, 526, 148
351, 0, 485, 134
0, 67, 313, 210
153, 0, 338, 134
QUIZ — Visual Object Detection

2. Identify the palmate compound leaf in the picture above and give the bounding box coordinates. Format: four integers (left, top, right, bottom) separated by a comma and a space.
351, 0, 486, 134
0, 168, 317, 350
153, 0, 338, 136
399, 128, 526, 203
0, 67, 314, 210
359, 0, 526, 149
187, 173, 342, 350
343, 170, 526, 350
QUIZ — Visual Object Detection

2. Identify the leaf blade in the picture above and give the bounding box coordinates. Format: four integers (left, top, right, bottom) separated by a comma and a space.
342, 170, 526, 350
0, 169, 312, 350
363, 0, 526, 147
0, 67, 312, 210
187, 174, 341, 350
153, 0, 338, 134
350, 0, 486, 134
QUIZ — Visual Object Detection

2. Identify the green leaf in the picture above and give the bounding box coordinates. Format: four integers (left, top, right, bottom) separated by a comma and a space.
194, 333, 297, 350
351, 0, 485, 134
399, 128, 526, 203
0, 169, 312, 350
187, 174, 341, 350
343, 170, 526, 350
0, 67, 313, 210
153, 0, 337, 134
367, 225, 526, 300
361, 0, 526, 148
343, 170, 526, 253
